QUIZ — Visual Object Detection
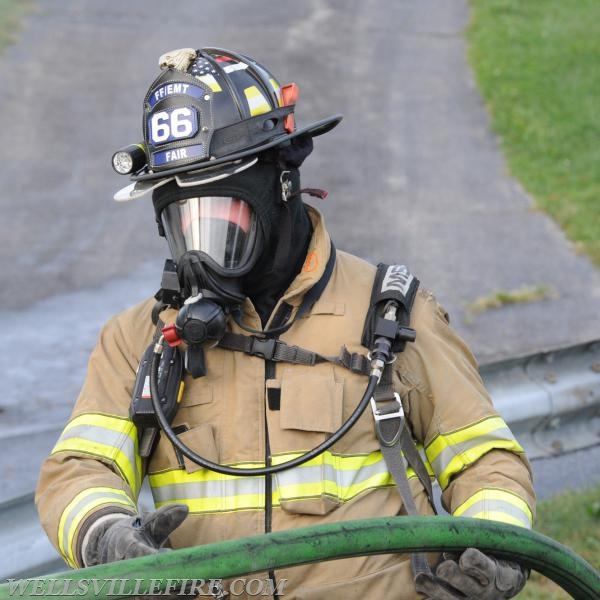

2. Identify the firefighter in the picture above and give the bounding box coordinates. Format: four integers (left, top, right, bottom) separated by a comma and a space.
36, 47, 535, 599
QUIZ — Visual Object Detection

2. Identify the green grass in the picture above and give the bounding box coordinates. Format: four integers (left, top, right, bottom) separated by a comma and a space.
467, 0, 600, 266
516, 484, 600, 599
465, 9, 600, 593
0, 0, 36, 51
464, 284, 555, 323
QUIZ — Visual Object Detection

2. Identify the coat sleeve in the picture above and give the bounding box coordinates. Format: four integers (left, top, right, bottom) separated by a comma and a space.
396, 288, 536, 529
35, 300, 156, 568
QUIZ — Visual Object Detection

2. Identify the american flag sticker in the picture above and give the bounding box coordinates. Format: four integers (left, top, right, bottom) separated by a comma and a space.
190, 57, 223, 92
244, 85, 271, 116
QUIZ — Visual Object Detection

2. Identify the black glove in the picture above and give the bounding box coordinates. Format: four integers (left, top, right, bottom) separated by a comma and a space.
415, 548, 528, 599
82, 504, 189, 566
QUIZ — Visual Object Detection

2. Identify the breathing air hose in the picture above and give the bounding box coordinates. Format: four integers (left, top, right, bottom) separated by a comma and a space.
149, 334, 381, 476
149, 294, 399, 477
2, 517, 597, 599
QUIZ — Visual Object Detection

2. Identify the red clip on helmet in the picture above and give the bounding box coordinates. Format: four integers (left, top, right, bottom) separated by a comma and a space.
117, 47, 341, 189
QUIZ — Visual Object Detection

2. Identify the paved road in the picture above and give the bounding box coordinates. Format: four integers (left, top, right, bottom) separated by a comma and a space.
1, 1, 599, 505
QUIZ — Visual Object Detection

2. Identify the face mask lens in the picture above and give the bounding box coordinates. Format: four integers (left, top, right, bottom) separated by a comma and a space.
162, 196, 257, 271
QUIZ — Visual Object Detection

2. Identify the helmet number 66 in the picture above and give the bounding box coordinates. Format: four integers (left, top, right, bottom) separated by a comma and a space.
149, 107, 198, 145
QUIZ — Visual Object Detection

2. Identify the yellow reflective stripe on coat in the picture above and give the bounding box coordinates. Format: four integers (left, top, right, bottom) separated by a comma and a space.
51, 413, 142, 496
150, 450, 427, 514
57, 487, 136, 568
453, 488, 533, 529
425, 416, 524, 490
272, 451, 396, 504
150, 461, 266, 514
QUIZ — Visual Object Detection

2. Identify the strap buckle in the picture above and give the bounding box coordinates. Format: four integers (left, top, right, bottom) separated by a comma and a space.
370, 392, 404, 422
280, 170, 292, 202
250, 336, 277, 360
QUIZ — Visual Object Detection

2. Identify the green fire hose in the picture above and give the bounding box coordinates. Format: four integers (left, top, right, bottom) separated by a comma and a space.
0, 516, 598, 599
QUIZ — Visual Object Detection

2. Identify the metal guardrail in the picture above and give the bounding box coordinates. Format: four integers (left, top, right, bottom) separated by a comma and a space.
1, 339, 599, 581
0, 494, 66, 580
481, 339, 600, 459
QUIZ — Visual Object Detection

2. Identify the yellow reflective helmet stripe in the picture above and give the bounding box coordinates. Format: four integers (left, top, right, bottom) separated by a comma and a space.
57, 487, 136, 568
51, 413, 142, 496
269, 78, 282, 106
453, 488, 533, 529
425, 416, 524, 490
244, 85, 271, 116
197, 74, 222, 92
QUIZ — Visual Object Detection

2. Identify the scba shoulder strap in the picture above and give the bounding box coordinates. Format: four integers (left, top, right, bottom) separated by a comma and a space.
362, 263, 420, 353
365, 264, 436, 578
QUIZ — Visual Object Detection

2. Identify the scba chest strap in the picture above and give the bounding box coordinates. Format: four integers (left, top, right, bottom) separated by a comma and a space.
217, 332, 371, 375
219, 263, 420, 376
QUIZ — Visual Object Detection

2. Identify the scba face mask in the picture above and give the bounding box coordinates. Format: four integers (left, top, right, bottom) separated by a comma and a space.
166, 197, 257, 307
162, 195, 257, 274
153, 161, 284, 307
162, 194, 259, 305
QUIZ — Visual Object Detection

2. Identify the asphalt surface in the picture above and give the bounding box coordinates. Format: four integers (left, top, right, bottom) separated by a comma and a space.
1, 0, 599, 506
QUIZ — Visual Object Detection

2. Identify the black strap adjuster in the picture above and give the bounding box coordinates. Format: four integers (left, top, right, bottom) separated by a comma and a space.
249, 337, 277, 360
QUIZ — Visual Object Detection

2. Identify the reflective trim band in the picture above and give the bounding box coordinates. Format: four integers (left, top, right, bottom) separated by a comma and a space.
272, 451, 394, 504
196, 74, 222, 92
425, 416, 524, 490
52, 413, 142, 496
244, 85, 271, 116
150, 450, 419, 515
57, 487, 136, 568
150, 464, 266, 514
269, 78, 282, 106
453, 488, 533, 529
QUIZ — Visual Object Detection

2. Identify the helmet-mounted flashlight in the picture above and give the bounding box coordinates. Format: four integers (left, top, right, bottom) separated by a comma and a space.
112, 144, 147, 175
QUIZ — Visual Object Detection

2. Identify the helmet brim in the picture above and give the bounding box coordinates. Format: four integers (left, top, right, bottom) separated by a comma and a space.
114, 157, 259, 202
131, 114, 342, 183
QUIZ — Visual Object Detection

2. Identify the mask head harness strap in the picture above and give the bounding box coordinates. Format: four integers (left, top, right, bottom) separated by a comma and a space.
258, 133, 319, 278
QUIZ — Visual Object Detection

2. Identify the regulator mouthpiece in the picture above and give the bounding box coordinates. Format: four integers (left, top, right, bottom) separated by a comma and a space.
176, 296, 227, 347
161, 295, 227, 349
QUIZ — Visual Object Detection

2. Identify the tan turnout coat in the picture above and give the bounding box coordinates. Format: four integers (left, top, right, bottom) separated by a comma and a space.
36, 208, 535, 599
